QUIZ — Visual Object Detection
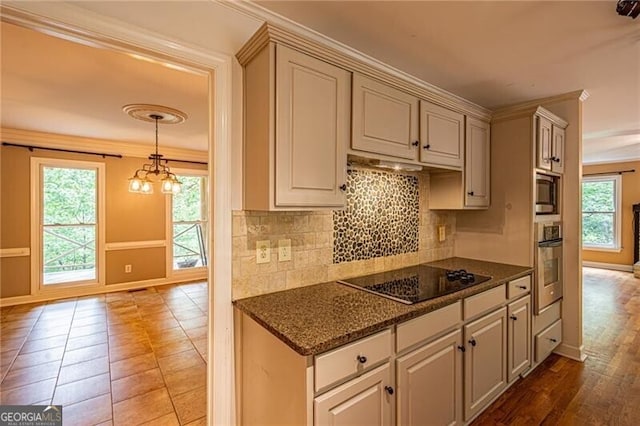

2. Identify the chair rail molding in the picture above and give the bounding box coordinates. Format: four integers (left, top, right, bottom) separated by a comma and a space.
0, 248, 30, 258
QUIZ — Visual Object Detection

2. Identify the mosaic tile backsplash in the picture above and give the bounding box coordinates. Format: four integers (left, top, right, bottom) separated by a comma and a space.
232, 171, 455, 300
333, 169, 419, 263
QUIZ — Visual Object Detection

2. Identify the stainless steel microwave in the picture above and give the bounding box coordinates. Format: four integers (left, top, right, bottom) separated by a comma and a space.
535, 173, 558, 214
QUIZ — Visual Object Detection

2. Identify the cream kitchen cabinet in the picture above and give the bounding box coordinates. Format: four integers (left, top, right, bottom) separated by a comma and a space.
315, 364, 393, 426
507, 295, 532, 382
419, 100, 464, 169
241, 42, 350, 210
536, 116, 566, 174
429, 117, 490, 209
464, 307, 507, 421
396, 330, 463, 426
351, 73, 419, 160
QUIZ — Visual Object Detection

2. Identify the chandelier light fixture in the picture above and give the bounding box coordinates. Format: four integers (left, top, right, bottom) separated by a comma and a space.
123, 104, 188, 195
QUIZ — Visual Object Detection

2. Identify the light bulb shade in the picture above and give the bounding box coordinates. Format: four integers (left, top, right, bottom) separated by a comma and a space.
172, 181, 182, 194
161, 176, 174, 194
140, 178, 154, 194
128, 176, 143, 192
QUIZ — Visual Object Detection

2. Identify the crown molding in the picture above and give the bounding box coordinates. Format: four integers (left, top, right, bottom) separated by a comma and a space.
583, 156, 640, 166
492, 90, 588, 121
492, 104, 569, 128
1, 128, 208, 162
230, 10, 492, 121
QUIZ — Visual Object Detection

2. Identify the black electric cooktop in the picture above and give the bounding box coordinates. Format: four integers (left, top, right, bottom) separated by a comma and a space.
338, 264, 492, 305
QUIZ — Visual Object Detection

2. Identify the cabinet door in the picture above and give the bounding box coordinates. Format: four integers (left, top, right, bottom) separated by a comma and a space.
551, 125, 565, 174
397, 330, 463, 426
352, 73, 419, 160
315, 363, 392, 426
508, 296, 531, 382
464, 117, 490, 207
419, 101, 464, 169
275, 45, 349, 207
464, 307, 507, 421
536, 116, 553, 171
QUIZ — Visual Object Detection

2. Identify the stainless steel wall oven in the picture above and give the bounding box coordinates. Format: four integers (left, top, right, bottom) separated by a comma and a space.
535, 221, 563, 314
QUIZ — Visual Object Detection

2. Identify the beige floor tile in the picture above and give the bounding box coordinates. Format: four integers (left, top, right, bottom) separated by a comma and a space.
0, 377, 56, 405
0, 360, 60, 390
108, 340, 152, 362
172, 385, 206, 424
178, 316, 207, 330
58, 356, 109, 385
66, 331, 108, 351
184, 326, 207, 341
62, 343, 108, 366
71, 313, 106, 327
25, 326, 69, 340
12, 347, 64, 370
2, 326, 32, 340
68, 322, 107, 338
164, 364, 206, 397
142, 317, 180, 332
157, 348, 205, 375
110, 352, 158, 381
140, 412, 180, 426
53, 372, 110, 406
151, 338, 195, 358
19, 334, 67, 354
171, 308, 204, 322
184, 417, 207, 426
63, 393, 112, 426
0, 336, 26, 352
111, 368, 166, 403
113, 387, 174, 425
146, 327, 188, 346
108, 330, 149, 349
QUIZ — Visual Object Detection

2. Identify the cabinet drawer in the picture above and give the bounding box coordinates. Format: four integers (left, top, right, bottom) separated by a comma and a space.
397, 301, 461, 353
533, 300, 561, 335
535, 319, 562, 362
508, 276, 531, 300
315, 329, 392, 392
463, 285, 506, 320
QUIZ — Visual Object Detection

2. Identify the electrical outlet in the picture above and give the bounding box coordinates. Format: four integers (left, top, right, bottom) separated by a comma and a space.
256, 240, 271, 264
438, 225, 446, 242
125, 264, 132, 273
278, 239, 292, 262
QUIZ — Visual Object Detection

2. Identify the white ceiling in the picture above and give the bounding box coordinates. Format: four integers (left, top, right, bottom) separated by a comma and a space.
2, 1, 638, 164
0, 21, 210, 151
256, 0, 640, 164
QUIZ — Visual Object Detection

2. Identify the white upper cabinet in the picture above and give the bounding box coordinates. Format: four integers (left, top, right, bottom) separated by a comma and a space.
243, 43, 350, 210
551, 125, 565, 174
419, 100, 464, 169
536, 116, 553, 171
536, 114, 567, 174
352, 73, 419, 160
464, 117, 491, 208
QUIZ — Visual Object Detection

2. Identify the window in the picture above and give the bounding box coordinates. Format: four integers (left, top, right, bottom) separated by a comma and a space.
31, 158, 105, 290
582, 175, 622, 250
170, 171, 208, 272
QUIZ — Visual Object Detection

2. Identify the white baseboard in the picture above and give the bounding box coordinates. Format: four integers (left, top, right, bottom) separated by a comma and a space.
583, 261, 633, 272
554, 343, 587, 362
0, 273, 207, 307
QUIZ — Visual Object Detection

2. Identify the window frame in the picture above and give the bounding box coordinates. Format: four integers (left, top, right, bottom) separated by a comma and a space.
30, 157, 106, 294
166, 167, 209, 278
581, 174, 622, 252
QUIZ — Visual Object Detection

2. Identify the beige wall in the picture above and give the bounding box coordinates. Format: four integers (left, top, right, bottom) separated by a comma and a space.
232, 172, 456, 299
582, 160, 640, 266
0, 140, 206, 299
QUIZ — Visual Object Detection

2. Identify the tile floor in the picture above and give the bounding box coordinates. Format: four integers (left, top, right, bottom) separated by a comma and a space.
0, 282, 208, 425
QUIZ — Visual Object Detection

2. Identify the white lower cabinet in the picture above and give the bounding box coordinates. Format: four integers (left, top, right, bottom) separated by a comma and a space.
464, 307, 507, 421
508, 296, 532, 382
397, 330, 463, 426
315, 363, 393, 426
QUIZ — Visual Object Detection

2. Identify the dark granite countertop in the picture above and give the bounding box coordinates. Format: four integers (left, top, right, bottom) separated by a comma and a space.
233, 257, 533, 356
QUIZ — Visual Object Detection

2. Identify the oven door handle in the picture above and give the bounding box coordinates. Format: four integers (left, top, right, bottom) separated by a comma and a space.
538, 238, 563, 248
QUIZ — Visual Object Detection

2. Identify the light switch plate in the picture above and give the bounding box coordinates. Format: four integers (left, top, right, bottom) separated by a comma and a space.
438, 225, 446, 242
256, 240, 271, 264
278, 239, 291, 262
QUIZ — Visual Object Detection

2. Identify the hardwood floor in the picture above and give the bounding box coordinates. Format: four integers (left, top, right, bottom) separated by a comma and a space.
473, 267, 640, 425
0, 282, 208, 426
